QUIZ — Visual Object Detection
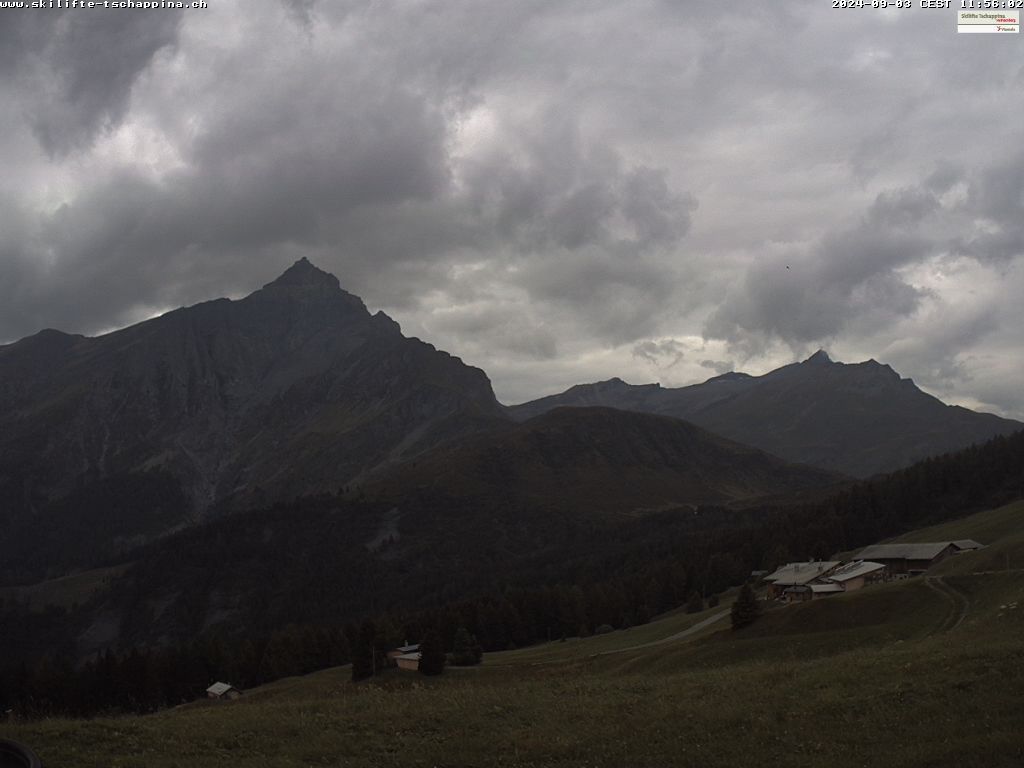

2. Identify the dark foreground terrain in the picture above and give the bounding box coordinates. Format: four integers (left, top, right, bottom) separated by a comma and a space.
5, 501, 1023, 768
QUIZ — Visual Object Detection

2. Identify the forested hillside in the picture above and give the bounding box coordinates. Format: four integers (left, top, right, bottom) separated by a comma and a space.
2, 428, 1021, 718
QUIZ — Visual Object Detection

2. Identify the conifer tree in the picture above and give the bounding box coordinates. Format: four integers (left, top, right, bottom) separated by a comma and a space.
418, 630, 446, 676
451, 627, 482, 666
730, 582, 761, 630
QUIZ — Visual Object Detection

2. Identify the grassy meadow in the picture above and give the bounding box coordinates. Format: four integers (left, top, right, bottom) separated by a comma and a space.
0, 565, 129, 612
890, 499, 1024, 548
4, 501, 1024, 767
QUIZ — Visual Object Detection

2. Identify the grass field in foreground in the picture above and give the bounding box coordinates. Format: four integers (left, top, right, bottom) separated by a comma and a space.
4, 501, 1023, 767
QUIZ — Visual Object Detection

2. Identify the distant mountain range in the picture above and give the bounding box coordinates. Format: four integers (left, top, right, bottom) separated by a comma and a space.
1, 259, 1020, 584
509, 350, 1021, 478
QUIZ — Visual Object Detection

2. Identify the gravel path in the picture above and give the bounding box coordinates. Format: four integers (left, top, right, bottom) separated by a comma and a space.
592, 609, 731, 657
925, 576, 971, 632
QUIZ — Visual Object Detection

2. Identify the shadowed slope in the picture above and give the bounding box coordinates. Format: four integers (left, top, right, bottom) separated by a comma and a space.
510, 351, 1021, 478
371, 406, 843, 516
0, 259, 506, 580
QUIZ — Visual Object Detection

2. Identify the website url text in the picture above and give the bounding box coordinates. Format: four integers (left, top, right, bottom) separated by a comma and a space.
0, 1, 208, 8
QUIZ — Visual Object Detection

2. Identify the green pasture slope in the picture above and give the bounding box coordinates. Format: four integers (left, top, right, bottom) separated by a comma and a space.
889, 499, 1024, 549
5, 502, 1024, 767
0, 565, 128, 612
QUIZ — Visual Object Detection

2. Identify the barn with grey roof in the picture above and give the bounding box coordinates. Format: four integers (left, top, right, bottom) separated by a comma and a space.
855, 541, 982, 575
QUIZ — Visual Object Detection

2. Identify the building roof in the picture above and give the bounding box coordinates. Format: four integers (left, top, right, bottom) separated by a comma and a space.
826, 560, 886, 582
395, 652, 421, 661
809, 583, 844, 594
952, 539, 985, 551
206, 682, 235, 696
856, 543, 954, 561
395, 644, 420, 653
764, 561, 840, 586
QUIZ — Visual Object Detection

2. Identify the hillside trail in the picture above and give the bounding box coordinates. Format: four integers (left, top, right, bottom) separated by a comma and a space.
592, 609, 731, 657
924, 576, 971, 632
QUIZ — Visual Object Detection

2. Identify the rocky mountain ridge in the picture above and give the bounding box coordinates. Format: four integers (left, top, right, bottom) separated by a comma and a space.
2, 260, 1020, 584
0, 258, 506, 535
509, 350, 1021, 478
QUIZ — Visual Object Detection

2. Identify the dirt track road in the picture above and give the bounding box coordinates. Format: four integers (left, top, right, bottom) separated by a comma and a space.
925, 576, 970, 632
593, 609, 731, 657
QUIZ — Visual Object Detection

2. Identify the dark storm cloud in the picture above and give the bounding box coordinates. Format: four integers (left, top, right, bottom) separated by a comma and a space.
0, 3, 463, 339
0, 15, 54, 73
4, 11, 182, 156
427, 303, 559, 361
0, 1, 1021, 414
279, 0, 317, 27
866, 186, 941, 229
0, 194, 43, 333
632, 339, 686, 368
0, 75, 452, 336
891, 307, 999, 382
0, 171, 197, 335
454, 109, 696, 342
0, 1, 698, 350
703, 198, 935, 351
702, 150, 1020, 358
699, 359, 734, 376
455, 107, 695, 256
700, 148, 1023, 417
953, 153, 1024, 264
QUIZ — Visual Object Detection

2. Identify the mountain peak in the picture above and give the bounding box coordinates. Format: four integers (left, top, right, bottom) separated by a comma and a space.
263, 258, 341, 292
805, 349, 832, 365
706, 371, 753, 383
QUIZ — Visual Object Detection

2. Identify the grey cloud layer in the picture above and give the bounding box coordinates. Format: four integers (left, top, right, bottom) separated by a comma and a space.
0, 1, 1021, 416
704, 158, 1024, 358
1, 11, 182, 156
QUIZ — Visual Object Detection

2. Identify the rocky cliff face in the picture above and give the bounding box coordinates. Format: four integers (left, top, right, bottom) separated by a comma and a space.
0, 259, 506, 527
509, 350, 1022, 478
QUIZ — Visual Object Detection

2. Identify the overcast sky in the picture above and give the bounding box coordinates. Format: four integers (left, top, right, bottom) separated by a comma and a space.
1, 1, 1022, 416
